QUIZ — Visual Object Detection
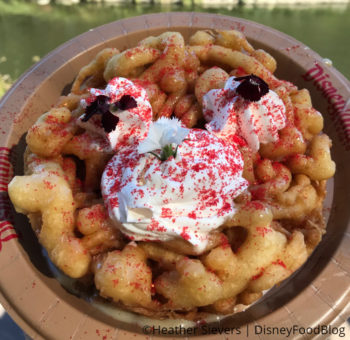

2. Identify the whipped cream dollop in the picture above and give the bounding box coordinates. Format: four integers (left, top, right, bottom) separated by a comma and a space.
102, 120, 248, 251
78, 77, 152, 150
203, 76, 286, 152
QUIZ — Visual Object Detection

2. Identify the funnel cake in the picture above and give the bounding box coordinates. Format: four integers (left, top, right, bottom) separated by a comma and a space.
8, 29, 335, 319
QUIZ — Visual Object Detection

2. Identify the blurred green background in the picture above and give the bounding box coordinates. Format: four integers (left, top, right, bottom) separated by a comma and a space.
0, 1, 349, 339
1, 0, 350, 98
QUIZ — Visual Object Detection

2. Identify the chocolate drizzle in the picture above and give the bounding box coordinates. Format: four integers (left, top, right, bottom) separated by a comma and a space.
235, 74, 269, 102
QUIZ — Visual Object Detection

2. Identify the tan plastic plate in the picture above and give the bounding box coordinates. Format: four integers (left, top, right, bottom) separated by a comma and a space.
0, 12, 349, 340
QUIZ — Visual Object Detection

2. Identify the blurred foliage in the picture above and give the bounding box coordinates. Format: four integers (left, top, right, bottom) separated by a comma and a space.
0, 74, 13, 98
0, 0, 349, 99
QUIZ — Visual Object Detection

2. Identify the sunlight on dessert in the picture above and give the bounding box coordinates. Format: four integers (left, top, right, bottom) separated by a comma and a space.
8, 28, 335, 320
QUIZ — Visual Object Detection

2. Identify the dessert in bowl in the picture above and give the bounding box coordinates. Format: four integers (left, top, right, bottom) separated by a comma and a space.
1, 13, 349, 339
8, 27, 336, 320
